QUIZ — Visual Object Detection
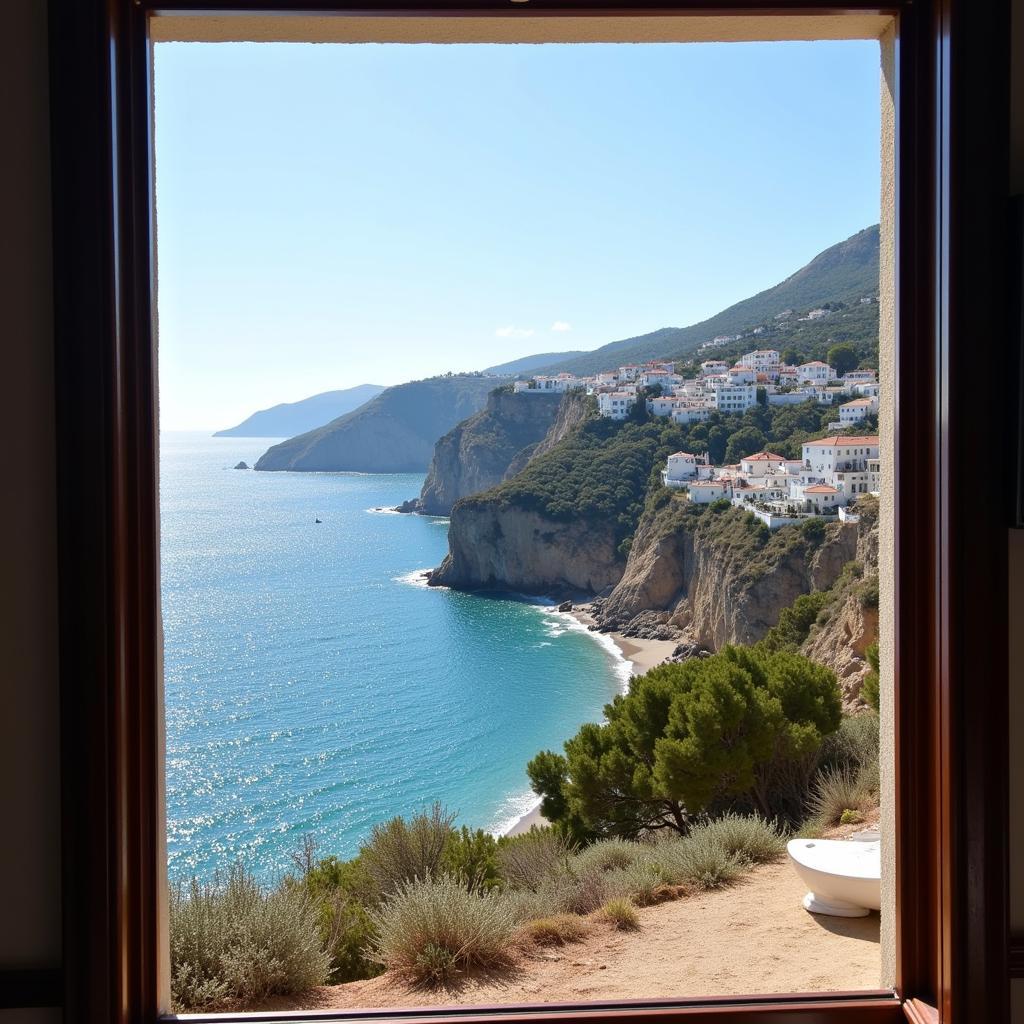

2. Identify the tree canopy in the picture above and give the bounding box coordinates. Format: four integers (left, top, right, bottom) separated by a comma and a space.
526, 646, 842, 837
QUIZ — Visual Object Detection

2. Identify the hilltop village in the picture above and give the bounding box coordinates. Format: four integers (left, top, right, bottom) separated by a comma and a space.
512, 348, 879, 529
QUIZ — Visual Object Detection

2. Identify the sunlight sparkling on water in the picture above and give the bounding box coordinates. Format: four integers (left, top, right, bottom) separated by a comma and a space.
161, 433, 628, 880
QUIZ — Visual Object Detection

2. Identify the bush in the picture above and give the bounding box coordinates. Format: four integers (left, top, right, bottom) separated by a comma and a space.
497, 828, 573, 891
598, 898, 640, 931
699, 813, 786, 866
819, 713, 879, 775
369, 875, 517, 985
520, 914, 590, 946
443, 826, 501, 893
603, 861, 665, 907
649, 829, 744, 891
807, 766, 875, 828
861, 642, 880, 711
169, 866, 330, 1012
571, 838, 644, 876
361, 803, 455, 897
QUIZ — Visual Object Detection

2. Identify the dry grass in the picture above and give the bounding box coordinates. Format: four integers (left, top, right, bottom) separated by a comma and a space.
597, 899, 641, 931
519, 914, 590, 947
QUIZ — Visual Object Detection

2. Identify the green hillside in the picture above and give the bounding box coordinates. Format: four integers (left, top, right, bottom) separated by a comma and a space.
254, 375, 510, 473
531, 225, 879, 377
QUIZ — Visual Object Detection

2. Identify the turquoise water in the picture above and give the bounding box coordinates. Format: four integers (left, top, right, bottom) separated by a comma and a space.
161, 432, 628, 881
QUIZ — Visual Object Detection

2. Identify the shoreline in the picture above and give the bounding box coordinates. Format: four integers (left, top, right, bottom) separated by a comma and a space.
504, 606, 677, 837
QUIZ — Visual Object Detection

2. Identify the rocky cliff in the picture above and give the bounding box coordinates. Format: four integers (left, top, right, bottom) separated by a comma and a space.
592, 497, 866, 649
403, 390, 562, 516
428, 505, 623, 594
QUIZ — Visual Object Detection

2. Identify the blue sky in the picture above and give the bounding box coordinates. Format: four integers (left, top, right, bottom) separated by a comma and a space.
154, 40, 880, 430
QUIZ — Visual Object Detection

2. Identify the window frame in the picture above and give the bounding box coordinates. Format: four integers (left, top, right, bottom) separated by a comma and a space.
46, 1, 1012, 1022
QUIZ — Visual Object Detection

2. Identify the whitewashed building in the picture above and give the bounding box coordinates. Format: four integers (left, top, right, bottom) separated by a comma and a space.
688, 479, 733, 503
670, 404, 712, 426
710, 383, 758, 414
837, 397, 877, 426
797, 360, 837, 383
701, 359, 729, 376
802, 435, 880, 477
662, 451, 706, 488
597, 391, 637, 420
738, 349, 781, 377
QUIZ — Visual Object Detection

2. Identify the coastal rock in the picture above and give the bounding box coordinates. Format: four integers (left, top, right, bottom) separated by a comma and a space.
596, 500, 870, 652
415, 390, 562, 515
234, 461, 249, 469
429, 504, 623, 594
558, 600, 573, 612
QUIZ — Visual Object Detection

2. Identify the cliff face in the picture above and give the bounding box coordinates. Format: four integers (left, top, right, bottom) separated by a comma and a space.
412, 391, 562, 515
429, 504, 623, 594
254, 376, 509, 473
595, 500, 864, 650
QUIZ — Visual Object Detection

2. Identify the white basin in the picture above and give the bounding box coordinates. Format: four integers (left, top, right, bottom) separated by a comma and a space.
787, 837, 881, 918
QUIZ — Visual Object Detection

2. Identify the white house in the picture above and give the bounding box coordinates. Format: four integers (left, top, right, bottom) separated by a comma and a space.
618, 365, 641, 381
533, 373, 583, 394
739, 451, 803, 478
802, 435, 881, 478
687, 479, 733, 504
842, 370, 877, 386
853, 382, 881, 400
662, 451, 704, 487
801, 484, 843, 512
727, 366, 757, 385
710, 383, 758, 414
797, 360, 837, 384
513, 380, 533, 393
647, 396, 683, 418
597, 391, 637, 420
639, 369, 681, 388
837, 397, 877, 426
670, 404, 711, 426
738, 349, 781, 377
701, 359, 729, 376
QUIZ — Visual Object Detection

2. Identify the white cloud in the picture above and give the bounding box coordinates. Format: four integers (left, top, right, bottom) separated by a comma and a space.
550, 321, 572, 333
495, 326, 535, 339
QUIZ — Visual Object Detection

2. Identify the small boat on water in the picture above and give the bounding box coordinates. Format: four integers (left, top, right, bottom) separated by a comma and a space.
315, 518, 322, 524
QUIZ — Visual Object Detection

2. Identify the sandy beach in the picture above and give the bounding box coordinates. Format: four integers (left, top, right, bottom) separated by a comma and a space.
505, 608, 677, 837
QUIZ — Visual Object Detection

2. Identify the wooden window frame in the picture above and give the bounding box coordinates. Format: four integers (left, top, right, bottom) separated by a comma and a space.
44, 1, 1012, 1022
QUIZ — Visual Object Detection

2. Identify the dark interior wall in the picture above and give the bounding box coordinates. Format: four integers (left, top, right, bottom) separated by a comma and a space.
0, 0, 62, 991
1010, 0, 1024, 1018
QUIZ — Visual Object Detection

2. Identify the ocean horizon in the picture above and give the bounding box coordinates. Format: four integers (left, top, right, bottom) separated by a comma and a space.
161, 431, 629, 881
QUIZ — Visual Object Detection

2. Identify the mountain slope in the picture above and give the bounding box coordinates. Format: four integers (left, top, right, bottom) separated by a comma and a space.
214, 384, 385, 437
483, 350, 586, 375
525, 225, 879, 377
254, 375, 511, 473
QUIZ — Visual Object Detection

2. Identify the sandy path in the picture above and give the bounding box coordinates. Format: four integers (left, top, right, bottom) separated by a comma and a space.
277, 862, 881, 1012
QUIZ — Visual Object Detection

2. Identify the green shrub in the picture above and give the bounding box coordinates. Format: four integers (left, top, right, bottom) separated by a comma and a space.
819, 712, 879, 774
840, 809, 864, 825
361, 803, 455, 897
497, 827, 573, 892
649, 830, 744, 891
369, 875, 517, 984
598, 898, 640, 931
699, 813, 786, 866
520, 914, 589, 946
500, 887, 554, 924
603, 861, 664, 907
442, 826, 501, 893
571, 838, 644, 876
169, 866, 330, 1012
808, 766, 875, 828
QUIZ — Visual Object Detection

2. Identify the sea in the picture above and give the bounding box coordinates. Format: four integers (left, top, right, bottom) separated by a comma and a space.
161, 432, 630, 882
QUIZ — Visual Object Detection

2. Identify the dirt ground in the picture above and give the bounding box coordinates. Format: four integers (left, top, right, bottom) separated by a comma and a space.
268, 859, 882, 1012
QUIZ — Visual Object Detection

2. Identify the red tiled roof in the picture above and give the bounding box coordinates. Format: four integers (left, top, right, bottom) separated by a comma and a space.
803, 435, 880, 447
805, 485, 839, 493
744, 452, 785, 462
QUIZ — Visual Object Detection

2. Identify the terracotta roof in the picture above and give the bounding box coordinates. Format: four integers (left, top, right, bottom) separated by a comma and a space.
800, 361, 830, 368
841, 399, 873, 407
803, 435, 880, 447
805, 485, 839, 493
744, 452, 785, 462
